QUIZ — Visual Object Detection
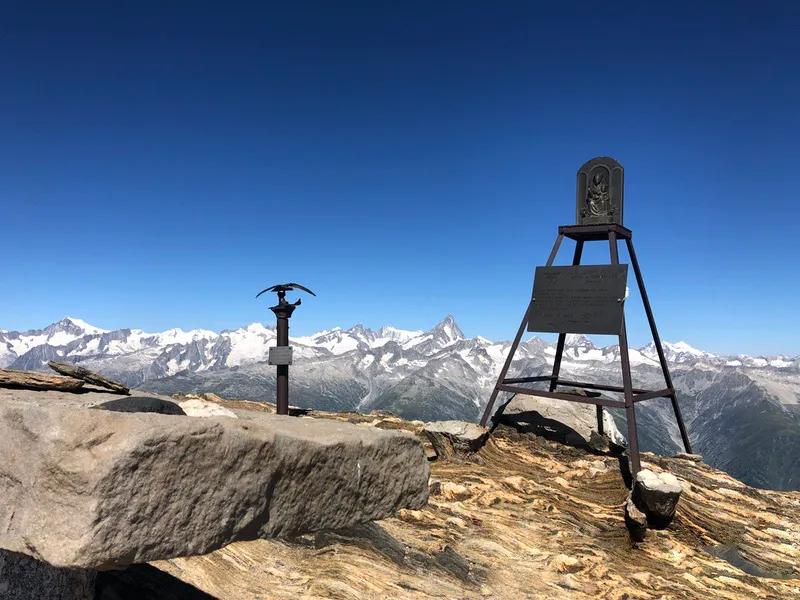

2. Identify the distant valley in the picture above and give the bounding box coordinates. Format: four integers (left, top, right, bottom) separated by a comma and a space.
2, 316, 799, 490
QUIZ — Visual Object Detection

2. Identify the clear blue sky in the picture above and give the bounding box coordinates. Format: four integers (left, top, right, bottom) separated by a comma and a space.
1, 1, 798, 356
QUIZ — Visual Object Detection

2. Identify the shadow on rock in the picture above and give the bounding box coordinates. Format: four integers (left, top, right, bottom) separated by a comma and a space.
297, 522, 487, 586
703, 545, 797, 580
96, 564, 217, 599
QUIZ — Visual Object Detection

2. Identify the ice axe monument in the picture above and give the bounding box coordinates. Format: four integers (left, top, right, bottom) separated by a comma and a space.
256, 282, 316, 415
480, 157, 692, 475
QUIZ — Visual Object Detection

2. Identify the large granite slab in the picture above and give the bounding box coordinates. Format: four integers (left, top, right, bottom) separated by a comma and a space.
0, 388, 430, 570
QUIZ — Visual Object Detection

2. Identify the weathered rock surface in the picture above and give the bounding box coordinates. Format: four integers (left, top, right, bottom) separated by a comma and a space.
624, 492, 648, 542
633, 468, 683, 529
0, 550, 97, 600
497, 394, 626, 451
424, 420, 488, 459
200, 392, 224, 403
0, 368, 84, 391
0, 388, 430, 570
48, 361, 130, 395
148, 408, 800, 600
588, 429, 614, 454
675, 452, 704, 463
182, 395, 310, 416
179, 398, 238, 419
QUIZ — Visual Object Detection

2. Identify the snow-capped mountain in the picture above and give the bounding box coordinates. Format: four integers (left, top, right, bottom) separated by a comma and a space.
293, 323, 424, 355
3, 316, 800, 490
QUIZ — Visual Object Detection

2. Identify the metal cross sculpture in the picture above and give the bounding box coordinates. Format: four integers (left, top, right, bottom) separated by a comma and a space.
256, 283, 316, 415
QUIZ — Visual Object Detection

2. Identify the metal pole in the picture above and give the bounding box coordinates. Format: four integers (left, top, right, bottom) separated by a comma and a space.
479, 233, 565, 427
480, 302, 530, 427
625, 238, 692, 454
275, 313, 290, 415
549, 239, 584, 392
610, 231, 641, 476
257, 283, 315, 418
269, 301, 296, 416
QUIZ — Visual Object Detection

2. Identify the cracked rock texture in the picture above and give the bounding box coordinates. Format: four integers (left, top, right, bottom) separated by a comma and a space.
147, 404, 800, 600
0, 388, 429, 570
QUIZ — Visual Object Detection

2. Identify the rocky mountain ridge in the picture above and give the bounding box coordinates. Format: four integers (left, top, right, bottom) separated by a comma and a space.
4, 317, 798, 376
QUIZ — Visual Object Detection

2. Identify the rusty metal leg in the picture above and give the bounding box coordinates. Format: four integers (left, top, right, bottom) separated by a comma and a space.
610, 232, 640, 475
549, 334, 567, 393
619, 314, 641, 476
481, 232, 565, 426
549, 239, 584, 392
625, 238, 692, 454
668, 392, 692, 454
480, 302, 531, 427
545, 233, 566, 267
596, 405, 605, 435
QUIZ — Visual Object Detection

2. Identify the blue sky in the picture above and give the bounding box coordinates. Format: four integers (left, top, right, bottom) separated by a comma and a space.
1, 1, 798, 356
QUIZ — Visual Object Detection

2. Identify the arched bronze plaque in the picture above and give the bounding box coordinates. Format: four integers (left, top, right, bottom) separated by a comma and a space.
576, 156, 624, 226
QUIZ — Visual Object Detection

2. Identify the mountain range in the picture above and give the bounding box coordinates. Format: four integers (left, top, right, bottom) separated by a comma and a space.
2, 316, 799, 490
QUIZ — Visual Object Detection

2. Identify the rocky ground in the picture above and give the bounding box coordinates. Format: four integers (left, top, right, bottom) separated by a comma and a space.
106, 397, 799, 600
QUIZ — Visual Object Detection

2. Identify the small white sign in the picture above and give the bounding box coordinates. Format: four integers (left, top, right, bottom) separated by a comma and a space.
268, 346, 293, 366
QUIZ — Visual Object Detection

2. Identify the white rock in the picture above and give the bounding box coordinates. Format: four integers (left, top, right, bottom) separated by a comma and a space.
500, 395, 626, 450
633, 469, 683, 529
179, 398, 238, 419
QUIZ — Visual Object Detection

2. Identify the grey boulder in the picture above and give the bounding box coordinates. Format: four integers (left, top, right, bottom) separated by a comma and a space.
0, 389, 430, 570
632, 469, 683, 529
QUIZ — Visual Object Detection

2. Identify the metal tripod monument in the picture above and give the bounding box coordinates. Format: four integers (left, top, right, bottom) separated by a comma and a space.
479, 157, 692, 475
256, 283, 316, 415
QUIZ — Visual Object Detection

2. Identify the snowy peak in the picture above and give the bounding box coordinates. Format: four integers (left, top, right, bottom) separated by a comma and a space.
155, 328, 218, 346
345, 324, 383, 347
401, 315, 465, 354
642, 341, 714, 363
430, 315, 464, 344
235, 322, 274, 335
291, 322, 430, 356
293, 327, 360, 355
347, 324, 369, 339
563, 334, 602, 361
0, 317, 110, 362
376, 325, 424, 345
62, 317, 108, 335
45, 317, 108, 337
666, 341, 706, 357
564, 334, 596, 350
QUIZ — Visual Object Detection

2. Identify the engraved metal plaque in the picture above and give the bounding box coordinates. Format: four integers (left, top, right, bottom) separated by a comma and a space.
527, 265, 628, 334
576, 157, 624, 226
268, 346, 294, 366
